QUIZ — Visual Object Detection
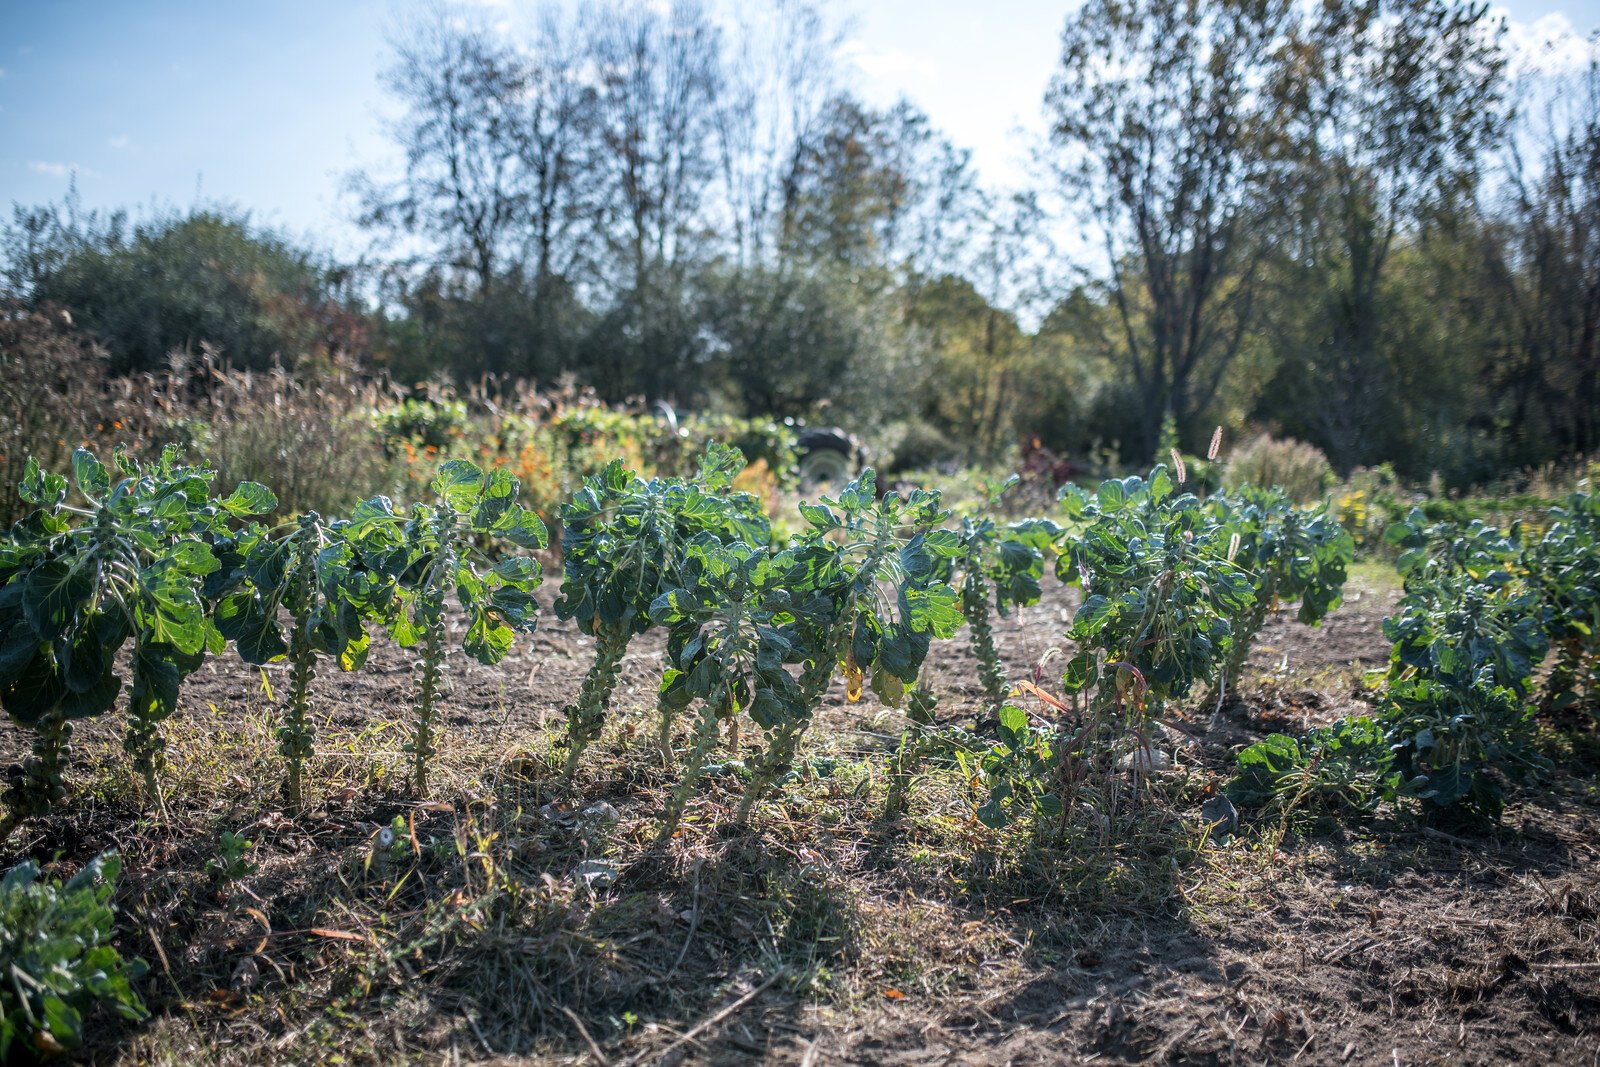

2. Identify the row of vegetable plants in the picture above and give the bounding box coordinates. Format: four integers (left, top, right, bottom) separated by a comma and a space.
18, 437, 1600, 1060
884, 464, 1355, 830
0, 447, 548, 840
1229, 493, 1599, 825
0, 436, 1365, 846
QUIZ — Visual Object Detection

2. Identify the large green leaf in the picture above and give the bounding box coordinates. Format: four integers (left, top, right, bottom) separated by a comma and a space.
1, 649, 65, 725
433, 459, 485, 513
220, 482, 279, 517
58, 667, 120, 719
20, 457, 69, 508
23, 558, 94, 642
214, 592, 287, 664
464, 612, 515, 664
469, 467, 519, 531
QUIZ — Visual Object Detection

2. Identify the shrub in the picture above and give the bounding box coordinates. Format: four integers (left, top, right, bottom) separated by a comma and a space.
0, 852, 148, 1059
1224, 434, 1335, 504
1333, 464, 1404, 552
1228, 716, 1394, 814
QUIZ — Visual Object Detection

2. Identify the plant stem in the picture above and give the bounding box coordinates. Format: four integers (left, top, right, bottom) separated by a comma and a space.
964, 569, 1005, 717
736, 717, 804, 824
412, 521, 454, 797
1222, 575, 1276, 693
654, 698, 723, 847
412, 584, 447, 796
281, 623, 316, 809
562, 623, 629, 779
885, 688, 938, 819
656, 694, 677, 767
125, 653, 165, 803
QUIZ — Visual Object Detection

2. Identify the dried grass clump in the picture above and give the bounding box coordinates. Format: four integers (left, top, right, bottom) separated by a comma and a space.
113, 345, 399, 518
0, 300, 108, 525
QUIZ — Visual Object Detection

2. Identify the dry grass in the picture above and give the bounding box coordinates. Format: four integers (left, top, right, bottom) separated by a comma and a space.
2, 589, 1596, 1064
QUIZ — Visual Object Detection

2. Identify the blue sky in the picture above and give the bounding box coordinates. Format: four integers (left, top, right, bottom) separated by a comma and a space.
2, 0, 1596, 261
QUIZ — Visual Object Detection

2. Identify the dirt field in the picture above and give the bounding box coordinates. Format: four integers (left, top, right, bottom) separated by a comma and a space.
3, 566, 1599, 1065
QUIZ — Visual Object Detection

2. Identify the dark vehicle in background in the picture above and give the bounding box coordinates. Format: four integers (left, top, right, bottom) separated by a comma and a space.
793, 424, 869, 492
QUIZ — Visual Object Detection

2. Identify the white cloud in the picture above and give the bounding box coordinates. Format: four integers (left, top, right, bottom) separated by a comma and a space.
1499, 10, 1592, 77
28, 160, 87, 178
841, 39, 938, 85
108, 134, 130, 149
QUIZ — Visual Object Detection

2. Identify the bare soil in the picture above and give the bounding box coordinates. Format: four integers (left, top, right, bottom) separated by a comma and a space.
4, 570, 1599, 1066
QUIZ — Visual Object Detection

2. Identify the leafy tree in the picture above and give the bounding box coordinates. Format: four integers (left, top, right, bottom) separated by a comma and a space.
355, 9, 599, 382
1045, 0, 1292, 457
1480, 52, 1600, 463
6, 203, 357, 374
1262, 0, 1506, 470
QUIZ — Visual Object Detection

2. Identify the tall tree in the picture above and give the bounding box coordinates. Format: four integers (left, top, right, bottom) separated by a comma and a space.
1045, 0, 1292, 457
585, 0, 724, 400
358, 16, 533, 295
356, 9, 603, 381
1483, 52, 1600, 462
1266, 0, 1505, 469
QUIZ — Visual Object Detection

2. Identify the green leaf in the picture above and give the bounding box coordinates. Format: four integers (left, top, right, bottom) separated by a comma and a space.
61, 668, 122, 719
221, 482, 278, 517
490, 556, 540, 584
500, 509, 548, 550
1096, 479, 1126, 510
976, 796, 1009, 829
214, 592, 287, 664
464, 612, 515, 664
71, 449, 110, 500
1, 649, 65, 725
20, 457, 69, 507
469, 466, 519, 530
433, 459, 485, 513
798, 502, 840, 531
23, 559, 94, 641
1061, 652, 1096, 694
998, 703, 1028, 741
129, 644, 189, 724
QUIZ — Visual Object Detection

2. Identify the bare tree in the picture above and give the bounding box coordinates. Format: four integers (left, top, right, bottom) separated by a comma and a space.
712, 0, 842, 272
585, 0, 724, 398
1485, 51, 1600, 460
356, 12, 532, 295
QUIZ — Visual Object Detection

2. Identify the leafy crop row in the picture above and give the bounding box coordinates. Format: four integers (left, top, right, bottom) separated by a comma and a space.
0, 442, 1363, 848
1230, 493, 1599, 825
